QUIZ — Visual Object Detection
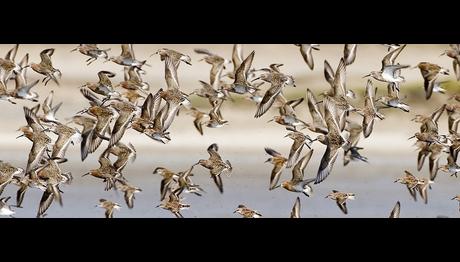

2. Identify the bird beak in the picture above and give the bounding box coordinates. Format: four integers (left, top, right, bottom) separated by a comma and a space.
16, 134, 24, 139
233, 210, 238, 213
362, 74, 371, 78
264, 159, 270, 163
267, 119, 274, 123
284, 134, 290, 137
408, 135, 415, 140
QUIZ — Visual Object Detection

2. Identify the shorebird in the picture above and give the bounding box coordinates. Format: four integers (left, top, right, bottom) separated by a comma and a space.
206, 99, 228, 128
264, 148, 288, 190
438, 155, 460, 177
85, 103, 115, 154
196, 143, 232, 194
0, 82, 16, 104
187, 107, 210, 135
0, 162, 24, 196
108, 100, 139, 147
10, 173, 45, 208
109, 44, 148, 69
190, 80, 225, 105
268, 95, 307, 130
417, 178, 434, 204
290, 197, 301, 218
81, 71, 119, 98
153, 167, 179, 201
445, 103, 460, 133
0, 197, 15, 217
82, 156, 122, 191
156, 192, 190, 218
71, 44, 110, 65
394, 171, 424, 201
30, 48, 62, 86
38, 91, 63, 123
416, 62, 449, 100
97, 199, 121, 218
154, 48, 191, 68
285, 131, 312, 168
116, 180, 142, 209
116, 66, 150, 93
305, 89, 328, 134
173, 164, 204, 197
376, 83, 410, 112
194, 48, 230, 85
225, 44, 243, 80
389, 201, 400, 218
313, 99, 348, 184
343, 44, 357, 66
233, 204, 262, 218
325, 190, 355, 215
20, 107, 52, 174
411, 104, 445, 135
0, 44, 20, 85
452, 195, 460, 212
441, 44, 460, 81
280, 150, 316, 197
70, 115, 96, 161
254, 71, 296, 118
364, 44, 409, 83
226, 50, 258, 94
343, 120, 368, 166
295, 44, 320, 70
50, 123, 82, 163
11, 54, 39, 102
356, 79, 385, 138
102, 142, 136, 173
323, 58, 356, 100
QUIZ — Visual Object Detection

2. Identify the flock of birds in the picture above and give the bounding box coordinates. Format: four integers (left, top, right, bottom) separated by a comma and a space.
1, 44, 460, 218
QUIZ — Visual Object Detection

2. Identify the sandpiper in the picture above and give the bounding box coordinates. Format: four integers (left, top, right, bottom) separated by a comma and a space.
264, 147, 288, 190
71, 44, 110, 65
206, 99, 228, 128
394, 170, 423, 201
173, 164, 204, 197
285, 131, 312, 168
325, 190, 355, 215
313, 99, 348, 184
417, 178, 434, 204
70, 115, 96, 161
156, 192, 190, 218
305, 89, 328, 134
50, 122, 82, 163
38, 91, 63, 123
343, 120, 367, 166
102, 142, 136, 173
389, 201, 400, 218
364, 44, 409, 83
30, 48, 62, 86
227, 50, 257, 94
416, 62, 449, 100
295, 44, 319, 70
116, 180, 142, 209
0, 162, 24, 196
154, 48, 192, 68
356, 79, 385, 138
82, 156, 122, 191
97, 199, 121, 218
233, 204, 262, 218
225, 44, 243, 80
196, 143, 232, 194
376, 83, 410, 112
280, 150, 316, 197
153, 167, 179, 201
343, 44, 357, 66
0, 197, 15, 217
116, 66, 149, 93
0, 44, 20, 85
290, 197, 301, 218
452, 195, 460, 212
445, 103, 460, 133
254, 70, 296, 118
438, 155, 460, 177
109, 44, 148, 69
194, 48, 230, 85
20, 107, 52, 174
11, 53, 39, 102
81, 71, 119, 98
108, 100, 139, 147
441, 44, 460, 81
187, 107, 209, 135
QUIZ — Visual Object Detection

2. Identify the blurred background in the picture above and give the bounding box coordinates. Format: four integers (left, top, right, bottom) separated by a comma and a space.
1, 44, 459, 218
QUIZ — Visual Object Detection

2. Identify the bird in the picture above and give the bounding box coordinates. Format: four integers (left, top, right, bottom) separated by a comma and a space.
325, 190, 355, 215
290, 197, 301, 218
97, 199, 121, 218
440, 44, 460, 81
394, 171, 423, 201
264, 148, 288, 190
71, 44, 110, 65
389, 201, 400, 218
233, 204, 262, 218
280, 150, 316, 197
364, 44, 409, 83
356, 79, 385, 138
30, 48, 62, 86
116, 180, 142, 209
0, 162, 24, 196
295, 44, 320, 70
416, 62, 449, 100
109, 44, 148, 69
196, 143, 232, 194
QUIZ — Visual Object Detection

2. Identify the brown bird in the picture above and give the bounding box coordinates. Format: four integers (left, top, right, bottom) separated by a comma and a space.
30, 48, 62, 86
389, 201, 400, 218
416, 62, 449, 100
196, 143, 232, 194
97, 199, 121, 218
264, 148, 288, 190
